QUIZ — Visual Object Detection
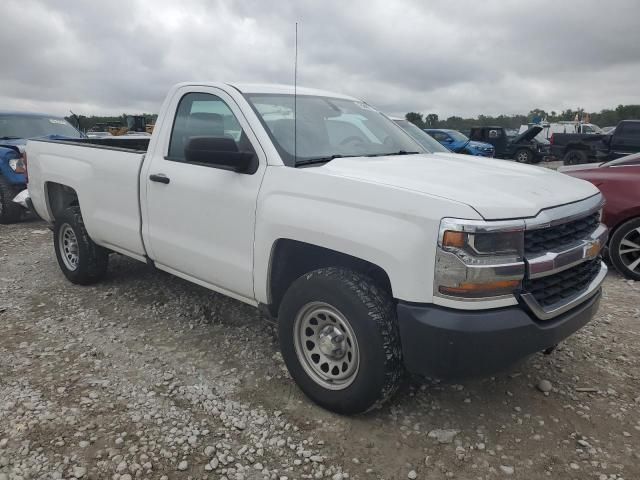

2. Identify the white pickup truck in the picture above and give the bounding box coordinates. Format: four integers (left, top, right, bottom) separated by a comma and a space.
26, 82, 608, 414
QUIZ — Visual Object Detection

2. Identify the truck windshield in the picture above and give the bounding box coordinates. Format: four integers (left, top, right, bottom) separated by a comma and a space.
244, 94, 423, 166
393, 119, 450, 153
0, 115, 82, 139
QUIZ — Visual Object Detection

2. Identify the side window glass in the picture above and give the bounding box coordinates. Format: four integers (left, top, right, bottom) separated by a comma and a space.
168, 92, 254, 162
622, 123, 640, 137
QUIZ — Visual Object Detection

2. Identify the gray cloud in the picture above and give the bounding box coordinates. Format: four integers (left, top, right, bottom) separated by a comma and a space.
1, 0, 639, 118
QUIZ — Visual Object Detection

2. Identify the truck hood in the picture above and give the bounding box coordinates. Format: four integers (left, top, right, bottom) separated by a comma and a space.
316, 153, 600, 220
511, 125, 543, 144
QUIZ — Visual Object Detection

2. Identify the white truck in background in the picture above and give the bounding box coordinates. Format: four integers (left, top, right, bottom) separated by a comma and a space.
27, 82, 608, 414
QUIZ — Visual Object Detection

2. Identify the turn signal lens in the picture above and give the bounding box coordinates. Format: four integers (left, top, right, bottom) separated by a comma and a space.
439, 280, 521, 298
442, 230, 466, 248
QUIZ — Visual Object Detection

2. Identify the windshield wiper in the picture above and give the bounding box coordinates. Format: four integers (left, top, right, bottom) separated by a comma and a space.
0, 136, 21, 140
364, 150, 421, 157
295, 154, 359, 167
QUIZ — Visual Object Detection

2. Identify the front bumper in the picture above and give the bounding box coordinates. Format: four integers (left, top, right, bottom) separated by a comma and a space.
397, 289, 601, 378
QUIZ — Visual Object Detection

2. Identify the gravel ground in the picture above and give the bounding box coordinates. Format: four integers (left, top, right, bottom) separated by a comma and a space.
1, 219, 639, 480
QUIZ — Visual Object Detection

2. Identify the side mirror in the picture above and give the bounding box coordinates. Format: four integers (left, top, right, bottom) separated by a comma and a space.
184, 136, 256, 174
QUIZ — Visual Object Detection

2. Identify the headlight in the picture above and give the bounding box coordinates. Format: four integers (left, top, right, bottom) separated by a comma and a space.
9, 157, 26, 173
435, 218, 525, 300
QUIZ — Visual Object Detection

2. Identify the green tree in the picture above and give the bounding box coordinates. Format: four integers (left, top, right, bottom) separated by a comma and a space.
425, 113, 439, 128
405, 112, 425, 128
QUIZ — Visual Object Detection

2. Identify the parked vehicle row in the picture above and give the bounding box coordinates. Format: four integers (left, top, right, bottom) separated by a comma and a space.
26, 82, 609, 414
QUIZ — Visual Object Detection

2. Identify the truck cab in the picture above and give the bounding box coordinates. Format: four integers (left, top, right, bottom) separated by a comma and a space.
604, 120, 640, 160
553, 120, 640, 164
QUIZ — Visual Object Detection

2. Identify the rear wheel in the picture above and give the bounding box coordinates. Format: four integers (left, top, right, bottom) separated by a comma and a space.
0, 176, 23, 224
563, 149, 587, 165
53, 206, 109, 284
514, 149, 533, 163
609, 218, 640, 281
278, 267, 402, 414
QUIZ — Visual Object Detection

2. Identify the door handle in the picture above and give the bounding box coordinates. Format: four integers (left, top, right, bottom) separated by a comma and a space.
149, 174, 170, 184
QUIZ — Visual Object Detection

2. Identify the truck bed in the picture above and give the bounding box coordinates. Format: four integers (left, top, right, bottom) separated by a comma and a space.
45, 136, 151, 153
26, 138, 148, 260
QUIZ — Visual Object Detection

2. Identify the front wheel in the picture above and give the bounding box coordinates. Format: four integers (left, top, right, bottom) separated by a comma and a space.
278, 268, 402, 414
53, 206, 109, 285
514, 149, 533, 163
609, 217, 640, 281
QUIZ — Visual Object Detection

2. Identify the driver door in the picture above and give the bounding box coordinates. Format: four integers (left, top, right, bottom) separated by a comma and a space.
142, 87, 266, 302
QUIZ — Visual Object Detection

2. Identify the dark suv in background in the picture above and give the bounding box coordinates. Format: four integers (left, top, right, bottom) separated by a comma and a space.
469, 125, 549, 163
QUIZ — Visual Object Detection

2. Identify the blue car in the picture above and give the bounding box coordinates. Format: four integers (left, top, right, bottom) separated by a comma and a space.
423, 129, 495, 157
0, 111, 83, 223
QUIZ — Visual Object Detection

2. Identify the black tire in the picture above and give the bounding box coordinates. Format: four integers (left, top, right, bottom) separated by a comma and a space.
278, 267, 402, 414
514, 148, 533, 163
609, 217, 640, 281
0, 176, 23, 224
53, 206, 109, 285
563, 149, 587, 165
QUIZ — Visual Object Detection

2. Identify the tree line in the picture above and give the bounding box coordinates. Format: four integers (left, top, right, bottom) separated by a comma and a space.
405, 104, 640, 131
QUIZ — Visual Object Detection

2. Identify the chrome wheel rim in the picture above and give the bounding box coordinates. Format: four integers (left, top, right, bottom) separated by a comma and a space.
619, 226, 640, 274
59, 224, 79, 271
293, 302, 359, 390
517, 151, 528, 162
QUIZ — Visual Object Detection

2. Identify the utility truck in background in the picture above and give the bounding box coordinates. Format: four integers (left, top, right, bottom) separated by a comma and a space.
27, 82, 608, 414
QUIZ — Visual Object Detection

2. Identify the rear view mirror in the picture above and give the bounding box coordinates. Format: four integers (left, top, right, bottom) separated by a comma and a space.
184, 136, 256, 173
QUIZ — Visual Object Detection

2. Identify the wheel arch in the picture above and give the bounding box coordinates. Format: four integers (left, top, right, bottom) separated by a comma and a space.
265, 238, 393, 317
45, 182, 80, 221
608, 212, 640, 243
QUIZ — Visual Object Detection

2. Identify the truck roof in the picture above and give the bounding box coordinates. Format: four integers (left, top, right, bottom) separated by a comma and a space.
173, 82, 358, 101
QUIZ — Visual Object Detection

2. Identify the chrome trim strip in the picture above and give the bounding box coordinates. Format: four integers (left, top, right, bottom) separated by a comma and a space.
526, 224, 608, 279
438, 218, 525, 247
521, 261, 607, 321
524, 194, 604, 230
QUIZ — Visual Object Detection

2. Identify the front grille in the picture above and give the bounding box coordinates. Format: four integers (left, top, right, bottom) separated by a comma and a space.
523, 258, 601, 308
524, 212, 599, 255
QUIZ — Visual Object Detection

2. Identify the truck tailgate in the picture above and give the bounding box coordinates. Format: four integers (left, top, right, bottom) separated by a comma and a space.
27, 140, 147, 259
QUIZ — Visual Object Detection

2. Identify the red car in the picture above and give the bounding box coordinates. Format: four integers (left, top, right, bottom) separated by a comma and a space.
560, 153, 640, 280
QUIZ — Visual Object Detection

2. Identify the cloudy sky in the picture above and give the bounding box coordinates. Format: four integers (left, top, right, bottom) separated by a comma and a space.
2, 0, 639, 118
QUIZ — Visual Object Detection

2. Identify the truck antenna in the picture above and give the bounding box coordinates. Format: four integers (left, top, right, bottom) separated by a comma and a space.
294, 21, 298, 164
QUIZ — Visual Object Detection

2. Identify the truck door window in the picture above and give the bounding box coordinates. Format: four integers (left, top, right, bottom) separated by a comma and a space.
167, 92, 254, 162
618, 123, 640, 138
